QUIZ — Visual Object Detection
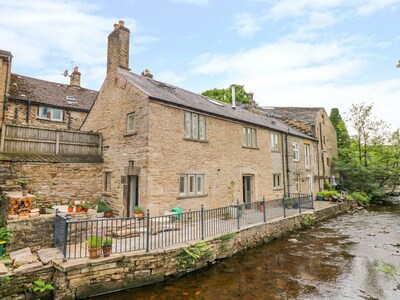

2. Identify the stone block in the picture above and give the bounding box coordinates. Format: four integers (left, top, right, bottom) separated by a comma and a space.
13, 261, 43, 273
37, 248, 64, 265
0, 262, 9, 274
14, 254, 38, 265
9, 247, 31, 261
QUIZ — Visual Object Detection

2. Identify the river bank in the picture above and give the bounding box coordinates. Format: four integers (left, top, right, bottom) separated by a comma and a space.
91, 201, 399, 300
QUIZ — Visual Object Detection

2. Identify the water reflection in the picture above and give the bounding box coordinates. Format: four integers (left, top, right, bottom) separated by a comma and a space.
91, 203, 400, 300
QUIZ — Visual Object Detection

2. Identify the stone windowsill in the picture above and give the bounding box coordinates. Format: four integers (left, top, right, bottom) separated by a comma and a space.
242, 145, 259, 150
36, 117, 65, 123
124, 131, 137, 137
177, 193, 208, 200
183, 138, 209, 143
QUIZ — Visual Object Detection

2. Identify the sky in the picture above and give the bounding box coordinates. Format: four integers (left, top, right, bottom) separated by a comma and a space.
0, 0, 399, 131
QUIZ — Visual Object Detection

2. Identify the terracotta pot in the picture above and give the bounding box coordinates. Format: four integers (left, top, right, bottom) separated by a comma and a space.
132, 212, 144, 218
76, 206, 83, 213
68, 207, 73, 213
259, 204, 264, 213
105, 212, 113, 218
88, 247, 101, 259
82, 207, 89, 213
102, 246, 112, 257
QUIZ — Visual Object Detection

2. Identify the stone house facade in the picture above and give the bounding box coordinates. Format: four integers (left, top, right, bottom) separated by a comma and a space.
0, 50, 97, 131
82, 21, 321, 216
260, 106, 338, 190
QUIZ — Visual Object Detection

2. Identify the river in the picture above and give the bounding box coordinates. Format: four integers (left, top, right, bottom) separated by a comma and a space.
91, 201, 400, 300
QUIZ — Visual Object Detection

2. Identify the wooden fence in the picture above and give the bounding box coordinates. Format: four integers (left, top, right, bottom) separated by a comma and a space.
0, 123, 102, 157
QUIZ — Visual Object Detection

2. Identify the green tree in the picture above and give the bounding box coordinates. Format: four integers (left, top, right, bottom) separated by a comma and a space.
397, 60, 400, 68
329, 108, 350, 156
201, 85, 250, 104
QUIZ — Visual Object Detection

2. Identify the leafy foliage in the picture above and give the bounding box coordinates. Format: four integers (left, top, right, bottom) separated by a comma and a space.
301, 214, 316, 229
201, 85, 250, 104
102, 237, 112, 247
87, 235, 102, 249
316, 190, 340, 200
178, 242, 213, 269
96, 199, 108, 213
0, 227, 13, 243
0, 276, 11, 289
376, 261, 400, 288
31, 280, 54, 293
349, 192, 371, 204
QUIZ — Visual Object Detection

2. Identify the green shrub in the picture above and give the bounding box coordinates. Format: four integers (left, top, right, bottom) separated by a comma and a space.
0, 276, 11, 289
0, 228, 13, 243
323, 182, 333, 191
178, 242, 213, 269
31, 280, 54, 293
133, 206, 144, 213
96, 199, 108, 213
301, 214, 316, 229
102, 237, 112, 247
317, 190, 340, 200
349, 192, 371, 204
87, 235, 102, 249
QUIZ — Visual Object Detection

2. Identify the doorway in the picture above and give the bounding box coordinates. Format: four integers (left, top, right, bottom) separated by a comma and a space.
242, 175, 254, 208
127, 175, 139, 217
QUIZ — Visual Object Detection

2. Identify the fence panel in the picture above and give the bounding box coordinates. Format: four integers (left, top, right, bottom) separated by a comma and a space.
0, 123, 101, 157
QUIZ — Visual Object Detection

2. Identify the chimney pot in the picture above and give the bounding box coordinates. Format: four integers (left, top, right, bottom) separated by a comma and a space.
113, 23, 119, 29
141, 69, 153, 79
231, 84, 236, 109
119, 20, 125, 26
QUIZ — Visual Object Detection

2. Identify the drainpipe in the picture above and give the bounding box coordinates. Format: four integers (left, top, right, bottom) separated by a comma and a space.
316, 140, 321, 191
280, 132, 286, 196
26, 98, 30, 124
285, 129, 290, 196
319, 122, 326, 186
2, 56, 11, 125
67, 111, 72, 129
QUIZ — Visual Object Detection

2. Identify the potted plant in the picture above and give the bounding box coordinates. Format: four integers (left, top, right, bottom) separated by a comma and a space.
96, 199, 107, 218
104, 207, 113, 218
0, 227, 13, 255
17, 179, 29, 196
67, 203, 74, 213
284, 198, 295, 209
132, 206, 144, 217
102, 237, 112, 257
30, 279, 54, 299
87, 234, 102, 259
81, 202, 89, 213
75, 203, 83, 213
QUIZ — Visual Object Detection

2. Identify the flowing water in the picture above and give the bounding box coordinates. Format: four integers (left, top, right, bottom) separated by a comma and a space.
92, 201, 400, 300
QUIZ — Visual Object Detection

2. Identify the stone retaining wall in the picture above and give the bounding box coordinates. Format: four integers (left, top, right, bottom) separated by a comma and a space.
0, 202, 352, 299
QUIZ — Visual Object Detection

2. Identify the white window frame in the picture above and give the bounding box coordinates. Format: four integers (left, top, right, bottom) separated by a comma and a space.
185, 112, 206, 141
271, 133, 280, 152
126, 112, 135, 133
293, 142, 299, 161
38, 106, 64, 122
294, 174, 300, 193
304, 144, 310, 168
104, 172, 111, 192
179, 173, 205, 197
273, 173, 281, 189
243, 127, 257, 148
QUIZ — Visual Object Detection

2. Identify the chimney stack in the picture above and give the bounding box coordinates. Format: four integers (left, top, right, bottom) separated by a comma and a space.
107, 20, 130, 74
231, 84, 236, 109
70, 66, 81, 87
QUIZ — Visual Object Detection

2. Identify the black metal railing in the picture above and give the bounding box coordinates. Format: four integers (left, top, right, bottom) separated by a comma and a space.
55, 194, 314, 260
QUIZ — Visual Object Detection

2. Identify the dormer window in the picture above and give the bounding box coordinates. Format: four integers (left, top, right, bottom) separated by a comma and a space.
38, 106, 63, 122
66, 96, 77, 103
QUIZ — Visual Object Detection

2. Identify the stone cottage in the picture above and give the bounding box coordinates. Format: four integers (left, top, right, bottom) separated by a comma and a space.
81, 21, 321, 216
0, 50, 97, 131
260, 106, 338, 190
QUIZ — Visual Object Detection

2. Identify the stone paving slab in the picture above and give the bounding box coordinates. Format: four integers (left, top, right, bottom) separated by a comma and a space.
37, 248, 64, 265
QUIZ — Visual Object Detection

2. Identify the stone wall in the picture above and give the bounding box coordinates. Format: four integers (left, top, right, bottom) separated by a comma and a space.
10, 162, 102, 209
4, 101, 88, 130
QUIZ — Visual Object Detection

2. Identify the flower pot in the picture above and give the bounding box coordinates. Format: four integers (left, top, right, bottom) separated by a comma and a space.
96, 212, 104, 218
88, 247, 101, 259
68, 207, 73, 213
102, 246, 112, 257
76, 207, 83, 213
82, 207, 89, 213
105, 212, 113, 218
132, 212, 144, 218
259, 204, 264, 213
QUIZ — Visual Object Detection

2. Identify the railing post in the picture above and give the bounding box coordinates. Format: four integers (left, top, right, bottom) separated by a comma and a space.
237, 199, 240, 229
282, 197, 286, 218
311, 192, 314, 209
298, 193, 302, 214
262, 196, 267, 222
201, 205, 205, 240
63, 217, 68, 261
146, 210, 150, 252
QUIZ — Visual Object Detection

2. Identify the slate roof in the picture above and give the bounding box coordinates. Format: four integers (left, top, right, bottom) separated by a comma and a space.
0, 50, 12, 58
118, 69, 316, 140
260, 107, 322, 125
9, 73, 98, 111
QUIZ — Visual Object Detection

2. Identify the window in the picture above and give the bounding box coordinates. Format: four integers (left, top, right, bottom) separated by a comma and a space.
293, 142, 299, 161
38, 106, 63, 121
104, 172, 111, 192
273, 174, 281, 189
185, 112, 206, 140
304, 144, 310, 168
271, 133, 280, 152
126, 113, 135, 133
243, 127, 257, 148
179, 174, 205, 197
294, 174, 300, 192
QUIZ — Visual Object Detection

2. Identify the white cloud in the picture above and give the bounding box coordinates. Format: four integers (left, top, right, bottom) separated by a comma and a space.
232, 13, 262, 37
157, 71, 186, 85
171, 0, 210, 6
356, 0, 400, 16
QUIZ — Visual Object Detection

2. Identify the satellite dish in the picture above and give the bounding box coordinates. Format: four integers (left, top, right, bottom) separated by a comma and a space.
62, 70, 69, 77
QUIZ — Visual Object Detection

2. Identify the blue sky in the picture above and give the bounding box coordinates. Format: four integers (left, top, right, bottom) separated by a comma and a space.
1, 0, 399, 130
